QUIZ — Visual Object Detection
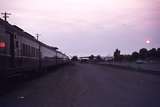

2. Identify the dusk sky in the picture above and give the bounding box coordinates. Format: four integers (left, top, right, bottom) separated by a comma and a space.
0, 0, 160, 56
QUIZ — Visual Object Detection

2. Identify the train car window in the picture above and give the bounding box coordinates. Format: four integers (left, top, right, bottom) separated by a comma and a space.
24, 44, 26, 56
27, 45, 30, 57
30, 46, 31, 57
35, 48, 37, 57
27, 45, 29, 56
16, 41, 19, 48
36, 49, 39, 57
33, 47, 35, 57
30, 46, 32, 57
21, 44, 23, 56
31, 47, 33, 57
33, 47, 34, 57
27, 45, 30, 56
36, 49, 38, 57
26, 45, 28, 56
33, 48, 35, 57
31, 47, 34, 57
28, 45, 33, 57
24, 44, 25, 56
25, 45, 28, 56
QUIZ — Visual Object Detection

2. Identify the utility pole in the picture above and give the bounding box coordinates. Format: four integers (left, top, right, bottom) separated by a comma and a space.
36, 33, 41, 70
1, 12, 11, 21
36, 33, 40, 40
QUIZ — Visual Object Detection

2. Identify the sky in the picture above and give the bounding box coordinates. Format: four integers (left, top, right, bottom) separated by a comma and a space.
0, 0, 160, 56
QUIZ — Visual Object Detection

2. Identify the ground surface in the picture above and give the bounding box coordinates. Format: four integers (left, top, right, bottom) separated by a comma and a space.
0, 63, 160, 107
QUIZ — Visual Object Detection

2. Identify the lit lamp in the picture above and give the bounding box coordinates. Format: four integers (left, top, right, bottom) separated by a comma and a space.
146, 40, 150, 44
0, 41, 6, 48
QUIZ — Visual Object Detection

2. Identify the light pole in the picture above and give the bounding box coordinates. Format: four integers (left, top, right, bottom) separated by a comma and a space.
36, 34, 41, 70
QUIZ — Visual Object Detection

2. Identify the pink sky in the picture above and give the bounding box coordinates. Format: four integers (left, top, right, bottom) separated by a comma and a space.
0, 0, 160, 56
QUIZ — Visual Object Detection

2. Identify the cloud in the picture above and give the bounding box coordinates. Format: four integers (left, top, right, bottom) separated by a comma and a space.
0, 0, 160, 56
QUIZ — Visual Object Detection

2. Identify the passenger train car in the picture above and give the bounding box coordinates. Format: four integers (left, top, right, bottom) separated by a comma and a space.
0, 19, 69, 79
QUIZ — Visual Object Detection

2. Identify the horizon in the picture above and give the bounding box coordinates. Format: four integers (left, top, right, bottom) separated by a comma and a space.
0, 0, 160, 56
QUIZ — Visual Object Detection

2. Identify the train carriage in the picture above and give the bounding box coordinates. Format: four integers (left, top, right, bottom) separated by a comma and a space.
40, 42, 57, 69
0, 20, 40, 77
0, 19, 69, 79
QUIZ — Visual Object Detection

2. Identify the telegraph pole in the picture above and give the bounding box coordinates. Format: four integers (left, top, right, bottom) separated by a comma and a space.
1, 12, 11, 21
36, 33, 41, 70
36, 33, 39, 40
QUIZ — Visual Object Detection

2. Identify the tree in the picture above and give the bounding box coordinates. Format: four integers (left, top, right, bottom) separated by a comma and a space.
148, 48, 157, 58
71, 56, 78, 61
89, 55, 94, 60
114, 49, 121, 61
131, 51, 139, 61
139, 48, 148, 60
157, 48, 160, 58
96, 55, 102, 61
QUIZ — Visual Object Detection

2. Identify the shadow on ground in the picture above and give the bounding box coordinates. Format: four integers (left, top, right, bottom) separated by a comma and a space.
0, 64, 74, 96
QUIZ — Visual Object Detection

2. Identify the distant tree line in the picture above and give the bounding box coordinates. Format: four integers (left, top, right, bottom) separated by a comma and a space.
88, 55, 103, 62
71, 48, 160, 62
71, 55, 104, 62
114, 48, 160, 62
71, 56, 78, 61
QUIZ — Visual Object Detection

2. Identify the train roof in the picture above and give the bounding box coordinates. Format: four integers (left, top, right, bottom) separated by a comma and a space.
0, 18, 36, 41
56, 50, 68, 56
40, 42, 58, 51
0, 18, 64, 54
